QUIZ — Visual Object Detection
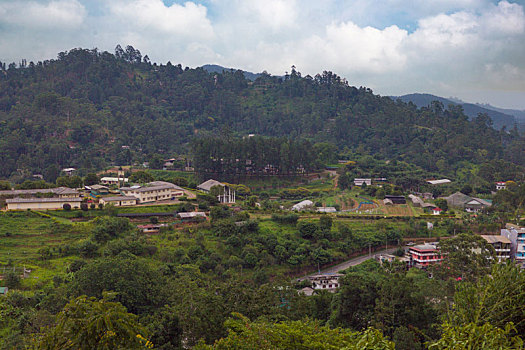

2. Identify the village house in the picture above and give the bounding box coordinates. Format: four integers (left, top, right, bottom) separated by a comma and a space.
432, 207, 443, 215
99, 196, 137, 207
61, 167, 76, 176
480, 235, 512, 262
495, 182, 507, 190
408, 243, 445, 268
197, 179, 236, 204
6, 197, 83, 210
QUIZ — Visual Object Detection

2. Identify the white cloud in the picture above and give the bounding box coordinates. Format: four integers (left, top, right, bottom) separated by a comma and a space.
108, 0, 214, 39
0, 0, 86, 29
482, 0, 525, 35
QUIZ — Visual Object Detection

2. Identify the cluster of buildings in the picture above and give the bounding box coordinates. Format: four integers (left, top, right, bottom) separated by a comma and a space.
1, 177, 238, 211
442, 192, 492, 213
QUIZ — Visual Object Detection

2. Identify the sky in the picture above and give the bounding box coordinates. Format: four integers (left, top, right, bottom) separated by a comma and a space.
1, 0, 525, 109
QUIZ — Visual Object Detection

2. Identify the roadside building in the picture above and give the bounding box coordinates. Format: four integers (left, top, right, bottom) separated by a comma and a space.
6, 197, 82, 210
408, 243, 445, 268
307, 273, 343, 293
432, 207, 443, 215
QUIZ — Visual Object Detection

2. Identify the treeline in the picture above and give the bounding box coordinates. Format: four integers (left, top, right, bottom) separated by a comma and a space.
192, 136, 320, 181
1, 46, 524, 183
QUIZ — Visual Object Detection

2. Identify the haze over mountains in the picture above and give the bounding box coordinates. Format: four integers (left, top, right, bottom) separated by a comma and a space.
392, 93, 525, 131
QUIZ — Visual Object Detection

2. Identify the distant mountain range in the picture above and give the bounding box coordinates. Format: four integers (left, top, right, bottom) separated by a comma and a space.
392, 93, 525, 130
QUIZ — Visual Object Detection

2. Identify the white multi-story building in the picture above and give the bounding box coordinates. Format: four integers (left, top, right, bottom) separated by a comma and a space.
308, 273, 343, 293
120, 181, 184, 203
501, 224, 525, 265
480, 235, 512, 262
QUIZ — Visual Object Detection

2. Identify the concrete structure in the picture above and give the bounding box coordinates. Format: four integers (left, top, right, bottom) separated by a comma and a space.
426, 179, 451, 185
501, 224, 525, 265
291, 200, 314, 211
317, 207, 337, 213
354, 178, 372, 186
408, 243, 444, 268
120, 181, 184, 204
480, 235, 512, 262
307, 273, 343, 293
62, 167, 76, 176
177, 212, 207, 220
6, 197, 82, 210
137, 224, 168, 233
197, 179, 236, 204
0, 187, 79, 198
99, 196, 137, 207
100, 177, 129, 186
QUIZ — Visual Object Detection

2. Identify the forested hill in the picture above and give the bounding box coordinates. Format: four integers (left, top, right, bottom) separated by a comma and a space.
0, 46, 524, 180
393, 93, 520, 131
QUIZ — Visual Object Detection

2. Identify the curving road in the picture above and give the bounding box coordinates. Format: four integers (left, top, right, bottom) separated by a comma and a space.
297, 247, 399, 281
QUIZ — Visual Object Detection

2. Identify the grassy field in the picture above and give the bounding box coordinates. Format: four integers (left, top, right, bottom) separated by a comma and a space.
0, 211, 90, 289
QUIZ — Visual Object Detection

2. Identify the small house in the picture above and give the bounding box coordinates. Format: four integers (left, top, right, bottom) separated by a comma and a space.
0, 287, 8, 296
495, 182, 507, 190
432, 207, 442, 215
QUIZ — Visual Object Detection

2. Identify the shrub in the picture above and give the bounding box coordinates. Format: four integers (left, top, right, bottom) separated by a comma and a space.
63, 203, 71, 211
80, 203, 88, 211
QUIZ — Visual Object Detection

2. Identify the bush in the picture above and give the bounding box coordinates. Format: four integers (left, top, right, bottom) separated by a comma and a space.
80, 203, 88, 211
271, 213, 299, 225
298, 221, 319, 239
5, 271, 21, 289
90, 203, 96, 209
63, 203, 71, 211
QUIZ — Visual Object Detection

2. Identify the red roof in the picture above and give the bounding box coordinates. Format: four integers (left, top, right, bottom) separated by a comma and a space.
433, 207, 442, 211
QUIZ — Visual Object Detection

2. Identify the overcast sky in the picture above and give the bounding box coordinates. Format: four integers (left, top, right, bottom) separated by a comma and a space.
1, 0, 525, 109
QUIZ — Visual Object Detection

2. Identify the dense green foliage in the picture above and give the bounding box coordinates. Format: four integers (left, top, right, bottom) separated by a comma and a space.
1, 47, 523, 183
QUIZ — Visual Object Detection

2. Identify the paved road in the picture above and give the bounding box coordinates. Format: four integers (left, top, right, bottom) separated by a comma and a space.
297, 247, 399, 281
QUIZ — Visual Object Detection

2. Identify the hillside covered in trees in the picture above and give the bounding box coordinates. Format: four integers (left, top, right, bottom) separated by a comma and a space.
0, 46, 524, 181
